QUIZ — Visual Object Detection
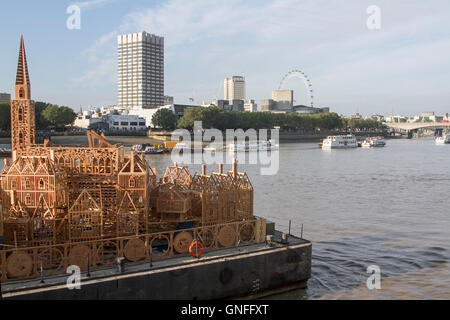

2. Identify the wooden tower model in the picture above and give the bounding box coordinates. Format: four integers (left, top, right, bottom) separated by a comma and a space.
10, 35, 35, 152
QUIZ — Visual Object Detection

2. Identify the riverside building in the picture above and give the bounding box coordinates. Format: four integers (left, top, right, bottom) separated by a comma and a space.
224, 76, 245, 101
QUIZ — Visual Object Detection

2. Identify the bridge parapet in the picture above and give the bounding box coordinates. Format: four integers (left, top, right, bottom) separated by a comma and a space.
386, 122, 450, 131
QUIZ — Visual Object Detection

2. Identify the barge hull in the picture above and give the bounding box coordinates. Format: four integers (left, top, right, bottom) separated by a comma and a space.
2, 234, 311, 300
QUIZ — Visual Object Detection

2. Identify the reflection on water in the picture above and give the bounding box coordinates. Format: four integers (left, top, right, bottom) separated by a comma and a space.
1, 137, 449, 299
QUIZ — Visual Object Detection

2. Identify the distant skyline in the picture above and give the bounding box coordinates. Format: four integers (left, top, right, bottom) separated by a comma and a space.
1, 0, 450, 116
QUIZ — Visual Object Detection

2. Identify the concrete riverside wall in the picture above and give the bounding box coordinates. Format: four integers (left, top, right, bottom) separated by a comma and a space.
3, 241, 311, 300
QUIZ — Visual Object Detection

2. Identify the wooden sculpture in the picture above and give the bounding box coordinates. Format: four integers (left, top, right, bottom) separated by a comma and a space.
0, 36, 264, 282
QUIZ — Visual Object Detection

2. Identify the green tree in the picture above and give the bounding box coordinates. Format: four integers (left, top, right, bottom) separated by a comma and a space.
41, 104, 59, 126
35, 101, 52, 130
177, 107, 204, 130
0, 102, 11, 131
177, 108, 353, 132
57, 106, 77, 127
152, 108, 177, 130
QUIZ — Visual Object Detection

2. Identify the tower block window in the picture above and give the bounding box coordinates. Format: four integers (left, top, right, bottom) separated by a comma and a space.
39, 178, 45, 190
129, 177, 136, 188
19, 88, 24, 98
18, 106, 23, 121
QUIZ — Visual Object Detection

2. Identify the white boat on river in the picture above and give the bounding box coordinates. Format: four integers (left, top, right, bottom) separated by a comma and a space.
361, 137, 386, 148
227, 140, 278, 152
435, 135, 450, 144
322, 135, 357, 149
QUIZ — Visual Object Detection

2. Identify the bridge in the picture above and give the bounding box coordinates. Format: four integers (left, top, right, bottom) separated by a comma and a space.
386, 122, 450, 131
385, 122, 450, 138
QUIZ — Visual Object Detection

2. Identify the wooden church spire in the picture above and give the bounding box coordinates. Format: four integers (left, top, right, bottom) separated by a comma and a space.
15, 35, 31, 100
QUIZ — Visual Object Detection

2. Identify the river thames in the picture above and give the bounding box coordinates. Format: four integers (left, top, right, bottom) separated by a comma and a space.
1, 136, 449, 299
144, 136, 450, 299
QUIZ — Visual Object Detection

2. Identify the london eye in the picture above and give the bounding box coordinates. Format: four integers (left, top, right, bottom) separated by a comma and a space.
278, 69, 314, 108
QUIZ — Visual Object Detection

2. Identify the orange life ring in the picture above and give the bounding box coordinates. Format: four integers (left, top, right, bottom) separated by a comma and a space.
189, 240, 204, 258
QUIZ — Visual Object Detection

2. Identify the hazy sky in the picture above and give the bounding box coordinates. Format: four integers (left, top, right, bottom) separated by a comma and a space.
0, 0, 449, 116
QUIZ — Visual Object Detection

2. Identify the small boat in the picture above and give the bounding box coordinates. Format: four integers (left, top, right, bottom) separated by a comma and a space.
435, 135, 450, 144
143, 146, 164, 154
131, 144, 142, 152
132, 143, 152, 153
258, 140, 279, 151
361, 137, 386, 148
322, 135, 357, 149
228, 141, 258, 152
227, 140, 277, 152
172, 142, 191, 153
203, 143, 224, 152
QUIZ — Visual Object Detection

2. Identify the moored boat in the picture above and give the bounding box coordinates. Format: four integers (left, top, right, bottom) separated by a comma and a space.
203, 142, 224, 152
258, 139, 279, 151
361, 137, 386, 148
227, 140, 278, 152
172, 142, 191, 153
228, 141, 258, 152
143, 146, 164, 154
322, 135, 357, 149
435, 135, 450, 144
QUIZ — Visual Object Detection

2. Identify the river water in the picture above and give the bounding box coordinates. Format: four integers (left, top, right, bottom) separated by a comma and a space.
2, 137, 449, 299
147, 137, 450, 299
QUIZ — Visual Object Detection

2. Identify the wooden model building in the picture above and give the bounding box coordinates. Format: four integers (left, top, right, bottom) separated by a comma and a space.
0, 36, 265, 282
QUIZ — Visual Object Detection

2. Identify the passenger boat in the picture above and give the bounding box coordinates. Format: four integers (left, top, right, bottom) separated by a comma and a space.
228, 141, 258, 152
435, 135, 450, 144
172, 142, 191, 153
143, 146, 164, 154
203, 143, 224, 152
322, 135, 357, 149
361, 137, 386, 148
258, 140, 279, 151
132, 143, 152, 153
227, 140, 278, 152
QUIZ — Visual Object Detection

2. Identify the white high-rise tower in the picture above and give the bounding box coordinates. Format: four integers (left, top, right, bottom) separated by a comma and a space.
117, 31, 164, 110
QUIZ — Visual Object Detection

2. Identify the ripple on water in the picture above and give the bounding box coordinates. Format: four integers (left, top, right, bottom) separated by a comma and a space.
319, 263, 450, 300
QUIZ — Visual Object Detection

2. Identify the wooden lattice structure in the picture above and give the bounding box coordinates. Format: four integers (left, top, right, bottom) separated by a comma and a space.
0, 36, 264, 282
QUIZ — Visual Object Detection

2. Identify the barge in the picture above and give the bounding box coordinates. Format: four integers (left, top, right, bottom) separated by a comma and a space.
1, 229, 311, 300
